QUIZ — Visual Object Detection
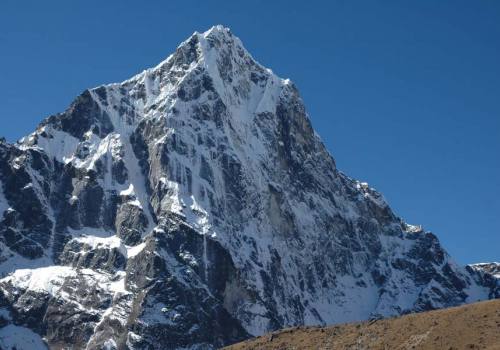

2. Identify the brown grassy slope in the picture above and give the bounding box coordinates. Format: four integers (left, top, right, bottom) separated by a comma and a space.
225, 299, 500, 350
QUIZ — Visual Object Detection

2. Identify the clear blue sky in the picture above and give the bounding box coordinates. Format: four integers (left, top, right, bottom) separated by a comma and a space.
1, 1, 499, 264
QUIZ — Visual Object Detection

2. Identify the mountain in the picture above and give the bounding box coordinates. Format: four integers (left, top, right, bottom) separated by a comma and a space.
224, 299, 500, 350
469, 262, 500, 279
0, 25, 498, 349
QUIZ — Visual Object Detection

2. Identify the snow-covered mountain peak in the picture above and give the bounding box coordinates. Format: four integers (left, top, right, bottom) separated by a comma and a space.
0, 25, 498, 350
200, 24, 232, 39
59, 24, 289, 138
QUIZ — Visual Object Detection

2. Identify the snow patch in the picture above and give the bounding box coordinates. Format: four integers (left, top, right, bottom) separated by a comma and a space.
34, 127, 80, 164
0, 266, 76, 295
74, 234, 146, 260
120, 184, 136, 196
75, 235, 125, 253
469, 262, 500, 279
127, 242, 146, 258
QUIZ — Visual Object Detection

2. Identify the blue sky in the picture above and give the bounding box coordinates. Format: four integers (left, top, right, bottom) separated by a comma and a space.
1, 0, 499, 264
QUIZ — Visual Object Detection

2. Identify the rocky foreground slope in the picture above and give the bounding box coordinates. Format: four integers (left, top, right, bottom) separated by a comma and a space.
225, 299, 500, 350
0, 25, 499, 349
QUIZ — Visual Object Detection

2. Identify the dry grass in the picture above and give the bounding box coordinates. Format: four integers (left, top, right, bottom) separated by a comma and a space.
225, 299, 500, 350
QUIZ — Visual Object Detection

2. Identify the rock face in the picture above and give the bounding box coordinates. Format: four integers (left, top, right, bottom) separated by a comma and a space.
467, 263, 500, 299
0, 25, 498, 349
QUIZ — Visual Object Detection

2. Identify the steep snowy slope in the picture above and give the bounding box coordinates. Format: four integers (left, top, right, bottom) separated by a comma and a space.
0, 25, 498, 349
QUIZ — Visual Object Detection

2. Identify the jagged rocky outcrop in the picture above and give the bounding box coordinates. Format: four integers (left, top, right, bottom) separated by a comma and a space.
0, 25, 498, 349
467, 263, 500, 299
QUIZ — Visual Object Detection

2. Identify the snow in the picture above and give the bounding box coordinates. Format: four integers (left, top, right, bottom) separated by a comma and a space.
179, 251, 198, 267
67, 133, 125, 196
103, 339, 118, 350
106, 271, 127, 294
128, 199, 142, 207
75, 235, 124, 251
405, 223, 424, 234
127, 242, 146, 258
469, 262, 500, 279
74, 233, 146, 259
33, 127, 80, 164
88, 89, 156, 233
120, 184, 135, 196
0, 324, 47, 350
465, 280, 491, 303
0, 253, 53, 279
0, 264, 129, 297
1, 266, 76, 295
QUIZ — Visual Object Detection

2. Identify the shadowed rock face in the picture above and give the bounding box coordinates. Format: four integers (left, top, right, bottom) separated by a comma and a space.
0, 25, 498, 349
